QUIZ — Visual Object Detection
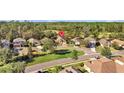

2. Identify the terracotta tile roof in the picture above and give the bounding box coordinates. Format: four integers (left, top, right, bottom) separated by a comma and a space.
117, 57, 124, 62
116, 64, 124, 73
85, 58, 124, 73
111, 39, 124, 46
112, 57, 124, 62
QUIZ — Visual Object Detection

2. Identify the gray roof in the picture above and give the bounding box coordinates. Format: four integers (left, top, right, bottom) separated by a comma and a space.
99, 39, 108, 45
13, 38, 26, 42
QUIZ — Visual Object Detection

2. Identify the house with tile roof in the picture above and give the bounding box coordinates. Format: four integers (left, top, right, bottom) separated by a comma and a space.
85, 57, 124, 73
111, 39, 124, 48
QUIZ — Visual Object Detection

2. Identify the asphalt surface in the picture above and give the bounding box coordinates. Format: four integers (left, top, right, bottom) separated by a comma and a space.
112, 50, 124, 56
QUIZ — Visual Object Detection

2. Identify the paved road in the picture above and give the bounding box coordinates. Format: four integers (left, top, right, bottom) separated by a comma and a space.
25, 53, 100, 73
112, 50, 124, 56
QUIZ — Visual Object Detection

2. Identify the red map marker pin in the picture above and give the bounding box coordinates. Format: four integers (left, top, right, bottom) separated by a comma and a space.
58, 31, 64, 37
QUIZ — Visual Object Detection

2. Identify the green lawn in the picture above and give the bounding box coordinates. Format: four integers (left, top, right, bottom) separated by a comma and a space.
26, 51, 84, 66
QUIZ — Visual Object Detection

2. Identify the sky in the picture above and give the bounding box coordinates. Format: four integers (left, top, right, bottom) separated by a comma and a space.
1, 20, 124, 22
17, 20, 124, 22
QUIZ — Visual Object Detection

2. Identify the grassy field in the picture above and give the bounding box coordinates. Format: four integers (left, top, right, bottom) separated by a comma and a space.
26, 51, 84, 66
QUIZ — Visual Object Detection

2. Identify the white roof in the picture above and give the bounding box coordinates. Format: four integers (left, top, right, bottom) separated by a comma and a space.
13, 38, 26, 42
28, 38, 39, 43
36, 46, 43, 49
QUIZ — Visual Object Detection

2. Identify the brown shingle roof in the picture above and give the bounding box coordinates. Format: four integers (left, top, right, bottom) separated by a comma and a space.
85, 58, 124, 73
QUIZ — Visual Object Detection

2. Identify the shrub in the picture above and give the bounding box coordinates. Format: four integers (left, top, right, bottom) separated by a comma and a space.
0, 62, 26, 73
46, 65, 63, 73
101, 47, 112, 58
72, 50, 78, 60
54, 49, 71, 54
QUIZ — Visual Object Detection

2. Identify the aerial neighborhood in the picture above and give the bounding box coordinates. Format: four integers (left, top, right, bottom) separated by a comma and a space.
0, 21, 124, 73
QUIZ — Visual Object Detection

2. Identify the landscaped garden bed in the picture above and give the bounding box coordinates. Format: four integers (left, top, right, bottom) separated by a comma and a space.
41, 61, 88, 73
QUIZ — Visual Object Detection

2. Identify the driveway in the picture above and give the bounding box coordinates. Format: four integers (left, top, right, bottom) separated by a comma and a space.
75, 47, 96, 55
112, 50, 124, 56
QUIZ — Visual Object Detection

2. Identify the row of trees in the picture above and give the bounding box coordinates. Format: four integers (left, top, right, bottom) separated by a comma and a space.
0, 22, 124, 41
0, 62, 25, 73
0, 47, 25, 73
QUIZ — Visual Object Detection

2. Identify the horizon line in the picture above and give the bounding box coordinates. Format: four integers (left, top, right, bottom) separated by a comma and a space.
1, 20, 124, 22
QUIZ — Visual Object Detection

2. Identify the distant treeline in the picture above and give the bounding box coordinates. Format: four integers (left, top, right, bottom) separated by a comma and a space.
0, 21, 124, 40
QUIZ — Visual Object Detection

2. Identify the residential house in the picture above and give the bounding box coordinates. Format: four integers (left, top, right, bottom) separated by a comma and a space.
13, 38, 26, 53
13, 38, 26, 47
1, 39, 10, 48
99, 39, 110, 47
71, 37, 81, 46
55, 36, 67, 47
85, 57, 124, 73
111, 39, 124, 48
27, 38, 40, 46
111, 57, 124, 73
112, 57, 124, 65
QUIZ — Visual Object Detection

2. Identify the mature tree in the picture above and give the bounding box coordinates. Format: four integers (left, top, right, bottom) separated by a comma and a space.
72, 50, 78, 60
0, 48, 6, 66
82, 25, 91, 38
7, 30, 14, 43
92, 30, 99, 40
101, 47, 112, 58
83, 39, 90, 48
0, 62, 25, 73
4, 48, 13, 64
0, 48, 13, 64
44, 31, 57, 39
0, 64, 13, 73
32, 30, 45, 40
11, 62, 26, 73
42, 38, 55, 53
